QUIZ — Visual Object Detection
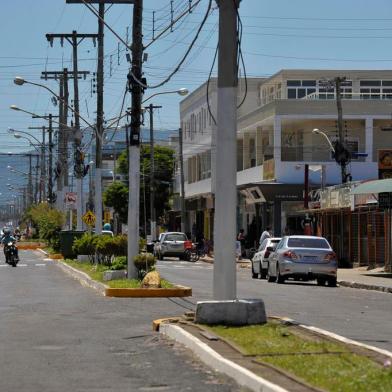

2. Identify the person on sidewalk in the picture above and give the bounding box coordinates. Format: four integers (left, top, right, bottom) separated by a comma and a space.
259, 226, 272, 246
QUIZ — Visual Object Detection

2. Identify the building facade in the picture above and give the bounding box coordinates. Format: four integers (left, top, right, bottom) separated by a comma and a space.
178, 70, 392, 248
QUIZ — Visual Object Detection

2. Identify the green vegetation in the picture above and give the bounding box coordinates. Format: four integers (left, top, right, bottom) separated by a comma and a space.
62, 259, 173, 289
23, 203, 65, 251
209, 323, 392, 392
104, 145, 175, 226
133, 252, 157, 279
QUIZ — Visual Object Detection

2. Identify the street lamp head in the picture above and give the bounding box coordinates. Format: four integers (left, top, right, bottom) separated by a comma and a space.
7, 165, 12, 169
13, 133, 22, 139
14, 77, 25, 86
10, 105, 20, 111
177, 88, 189, 96
312, 128, 320, 134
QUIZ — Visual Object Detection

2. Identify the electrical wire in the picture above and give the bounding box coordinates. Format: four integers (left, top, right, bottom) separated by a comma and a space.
129, 0, 213, 90
206, 43, 218, 125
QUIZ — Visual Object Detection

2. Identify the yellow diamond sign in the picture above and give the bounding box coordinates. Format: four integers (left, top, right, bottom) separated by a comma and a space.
82, 210, 96, 227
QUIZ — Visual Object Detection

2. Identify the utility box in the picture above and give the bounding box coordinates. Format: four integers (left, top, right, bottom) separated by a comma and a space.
59, 230, 85, 258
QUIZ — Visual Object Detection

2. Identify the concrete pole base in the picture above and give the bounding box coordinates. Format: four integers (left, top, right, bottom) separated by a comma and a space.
195, 299, 267, 326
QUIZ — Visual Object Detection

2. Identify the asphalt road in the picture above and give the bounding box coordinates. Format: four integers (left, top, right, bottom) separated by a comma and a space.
157, 259, 392, 352
0, 250, 241, 392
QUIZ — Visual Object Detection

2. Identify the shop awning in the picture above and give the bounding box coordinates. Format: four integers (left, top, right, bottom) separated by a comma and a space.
351, 179, 392, 195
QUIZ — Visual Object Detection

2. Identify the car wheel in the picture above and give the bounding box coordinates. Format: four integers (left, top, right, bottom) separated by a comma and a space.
317, 278, 326, 286
251, 264, 258, 279
327, 277, 337, 287
266, 265, 276, 282
276, 264, 285, 284
260, 262, 267, 279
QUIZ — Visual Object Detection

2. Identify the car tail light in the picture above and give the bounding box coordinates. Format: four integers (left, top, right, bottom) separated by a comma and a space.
324, 252, 337, 261
283, 251, 298, 260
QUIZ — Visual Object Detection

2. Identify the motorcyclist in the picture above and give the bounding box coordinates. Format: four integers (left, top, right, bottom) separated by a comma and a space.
1, 228, 19, 262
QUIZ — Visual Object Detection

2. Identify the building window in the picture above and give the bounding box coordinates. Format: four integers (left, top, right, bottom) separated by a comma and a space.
287, 80, 316, 99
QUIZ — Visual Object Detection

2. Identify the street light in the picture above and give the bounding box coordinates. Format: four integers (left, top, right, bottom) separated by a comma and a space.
14, 77, 96, 132
312, 128, 335, 153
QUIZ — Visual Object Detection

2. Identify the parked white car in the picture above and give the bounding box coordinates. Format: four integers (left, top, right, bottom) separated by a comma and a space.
267, 235, 338, 286
251, 237, 281, 279
154, 232, 188, 260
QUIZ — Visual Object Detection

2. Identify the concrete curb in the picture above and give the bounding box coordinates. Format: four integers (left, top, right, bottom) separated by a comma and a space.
36, 248, 49, 256
160, 323, 288, 392
276, 317, 392, 360
338, 280, 392, 294
55, 261, 107, 296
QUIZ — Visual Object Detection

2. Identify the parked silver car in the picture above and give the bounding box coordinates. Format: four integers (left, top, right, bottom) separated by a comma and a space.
267, 235, 337, 286
251, 237, 281, 279
154, 232, 188, 260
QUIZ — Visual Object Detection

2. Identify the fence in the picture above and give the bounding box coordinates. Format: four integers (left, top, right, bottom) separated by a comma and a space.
316, 208, 391, 271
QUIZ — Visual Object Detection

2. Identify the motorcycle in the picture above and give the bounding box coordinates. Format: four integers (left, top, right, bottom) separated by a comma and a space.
5, 241, 19, 267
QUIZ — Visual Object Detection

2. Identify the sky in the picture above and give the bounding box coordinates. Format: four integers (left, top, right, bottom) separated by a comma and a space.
1, 0, 392, 197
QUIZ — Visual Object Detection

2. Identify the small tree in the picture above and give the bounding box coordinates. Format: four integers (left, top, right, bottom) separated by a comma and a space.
103, 181, 129, 224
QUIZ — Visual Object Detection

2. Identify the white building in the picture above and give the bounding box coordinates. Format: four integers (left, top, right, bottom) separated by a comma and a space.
178, 70, 392, 245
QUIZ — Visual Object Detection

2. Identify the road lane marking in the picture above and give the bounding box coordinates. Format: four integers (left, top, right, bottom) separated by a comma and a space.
35, 263, 46, 266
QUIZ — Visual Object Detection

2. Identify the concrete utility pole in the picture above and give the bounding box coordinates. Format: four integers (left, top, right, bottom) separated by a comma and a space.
95, 2, 105, 234
179, 127, 186, 234
213, 0, 239, 300
127, 0, 143, 279
46, 32, 98, 227
146, 104, 162, 240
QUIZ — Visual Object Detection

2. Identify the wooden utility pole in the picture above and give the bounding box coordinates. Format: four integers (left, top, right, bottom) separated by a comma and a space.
28, 126, 47, 202
95, 2, 105, 234
213, 0, 239, 300
41, 69, 89, 205
335, 76, 349, 183
127, 0, 144, 279
46, 31, 97, 227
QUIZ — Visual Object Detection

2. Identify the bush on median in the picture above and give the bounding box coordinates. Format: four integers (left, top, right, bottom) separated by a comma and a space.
133, 253, 156, 279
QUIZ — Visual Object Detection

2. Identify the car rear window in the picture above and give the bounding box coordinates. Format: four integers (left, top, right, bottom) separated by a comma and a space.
165, 234, 187, 241
287, 237, 330, 249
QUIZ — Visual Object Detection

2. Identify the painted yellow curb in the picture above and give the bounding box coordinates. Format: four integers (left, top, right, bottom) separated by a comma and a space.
18, 244, 43, 250
49, 254, 64, 260
152, 317, 181, 332
105, 285, 192, 298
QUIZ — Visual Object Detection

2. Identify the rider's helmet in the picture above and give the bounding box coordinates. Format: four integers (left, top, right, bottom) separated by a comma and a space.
3, 227, 11, 235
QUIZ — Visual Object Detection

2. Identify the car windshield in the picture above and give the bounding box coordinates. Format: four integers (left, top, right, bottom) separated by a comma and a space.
165, 234, 187, 242
287, 237, 330, 249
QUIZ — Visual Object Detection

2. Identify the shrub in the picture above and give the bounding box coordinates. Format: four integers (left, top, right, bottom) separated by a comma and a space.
112, 235, 127, 256
95, 235, 115, 266
73, 233, 98, 263
139, 237, 147, 252
110, 256, 127, 270
133, 253, 156, 279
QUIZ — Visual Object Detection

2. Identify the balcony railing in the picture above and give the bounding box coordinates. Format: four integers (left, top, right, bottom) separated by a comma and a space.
303, 92, 392, 101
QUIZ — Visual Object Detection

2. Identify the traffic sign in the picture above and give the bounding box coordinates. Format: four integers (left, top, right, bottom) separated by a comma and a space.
82, 210, 96, 227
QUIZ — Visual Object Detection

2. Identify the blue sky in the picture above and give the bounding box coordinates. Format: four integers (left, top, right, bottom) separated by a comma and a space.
1, 0, 392, 156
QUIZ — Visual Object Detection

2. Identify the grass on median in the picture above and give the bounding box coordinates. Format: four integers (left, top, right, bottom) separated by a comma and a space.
208, 322, 392, 392
63, 259, 174, 289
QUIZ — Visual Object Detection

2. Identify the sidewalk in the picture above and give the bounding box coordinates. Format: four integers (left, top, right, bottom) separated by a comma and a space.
200, 256, 392, 293
338, 266, 392, 293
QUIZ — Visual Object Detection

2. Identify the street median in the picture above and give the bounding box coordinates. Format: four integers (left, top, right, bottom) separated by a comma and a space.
55, 260, 192, 298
